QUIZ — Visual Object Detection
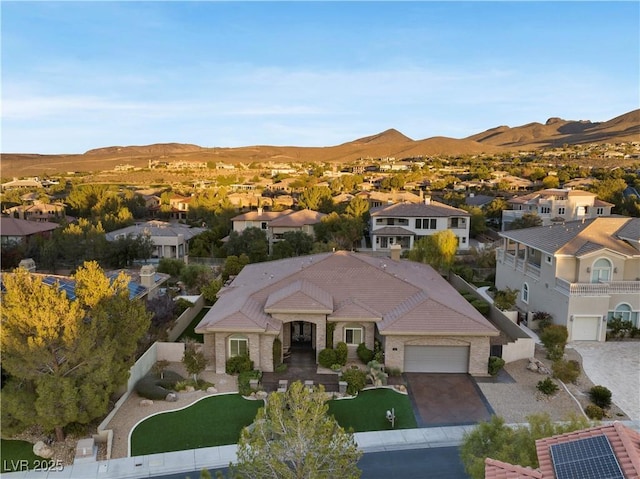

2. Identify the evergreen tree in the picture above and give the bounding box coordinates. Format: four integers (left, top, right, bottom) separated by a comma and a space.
233, 381, 362, 479
1, 262, 151, 441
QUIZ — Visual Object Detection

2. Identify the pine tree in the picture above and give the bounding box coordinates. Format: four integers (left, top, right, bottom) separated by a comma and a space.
1, 262, 151, 441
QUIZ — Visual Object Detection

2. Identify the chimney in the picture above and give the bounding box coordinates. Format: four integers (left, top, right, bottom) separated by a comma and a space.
257, 207, 264, 215
390, 244, 402, 261
140, 265, 157, 299
424, 195, 431, 205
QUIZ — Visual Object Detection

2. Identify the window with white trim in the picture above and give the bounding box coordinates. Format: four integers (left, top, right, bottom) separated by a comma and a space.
522, 283, 529, 303
591, 258, 612, 283
558, 207, 565, 215
344, 326, 363, 345
596, 207, 604, 215
229, 335, 248, 357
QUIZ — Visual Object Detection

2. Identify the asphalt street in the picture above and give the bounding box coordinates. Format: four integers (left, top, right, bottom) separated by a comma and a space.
151, 446, 469, 479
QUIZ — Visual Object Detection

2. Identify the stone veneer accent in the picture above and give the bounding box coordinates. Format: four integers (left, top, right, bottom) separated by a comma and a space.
383, 335, 491, 377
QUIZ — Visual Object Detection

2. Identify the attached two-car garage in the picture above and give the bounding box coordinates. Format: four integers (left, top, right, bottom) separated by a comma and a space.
404, 345, 470, 373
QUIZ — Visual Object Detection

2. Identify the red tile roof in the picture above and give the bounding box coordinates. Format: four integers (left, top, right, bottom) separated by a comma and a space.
485, 458, 543, 479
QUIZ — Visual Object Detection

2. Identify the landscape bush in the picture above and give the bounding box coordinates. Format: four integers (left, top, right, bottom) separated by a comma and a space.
488, 356, 505, 376
238, 370, 262, 396
356, 343, 374, 364
272, 337, 282, 369
135, 370, 184, 400
335, 342, 348, 366
470, 299, 490, 316
584, 404, 605, 420
274, 363, 288, 373
552, 359, 581, 383
386, 367, 402, 377
536, 378, 559, 396
318, 348, 338, 368
589, 385, 612, 409
540, 325, 568, 361
532, 312, 553, 332
493, 288, 517, 311
225, 355, 253, 375
607, 317, 633, 340
340, 368, 367, 395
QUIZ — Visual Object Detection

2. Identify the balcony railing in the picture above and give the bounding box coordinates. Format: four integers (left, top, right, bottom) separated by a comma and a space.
555, 278, 640, 296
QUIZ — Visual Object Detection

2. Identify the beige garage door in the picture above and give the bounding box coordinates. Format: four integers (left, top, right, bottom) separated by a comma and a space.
572, 316, 600, 341
404, 345, 470, 373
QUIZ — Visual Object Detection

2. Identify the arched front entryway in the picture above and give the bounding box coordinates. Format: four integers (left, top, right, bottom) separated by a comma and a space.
283, 321, 316, 365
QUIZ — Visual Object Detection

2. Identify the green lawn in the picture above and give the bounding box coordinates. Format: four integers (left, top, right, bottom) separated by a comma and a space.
176, 307, 210, 342
328, 388, 417, 432
130, 394, 263, 456
1, 439, 41, 473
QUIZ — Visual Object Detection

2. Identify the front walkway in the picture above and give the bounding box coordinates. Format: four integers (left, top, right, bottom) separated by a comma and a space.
569, 341, 640, 420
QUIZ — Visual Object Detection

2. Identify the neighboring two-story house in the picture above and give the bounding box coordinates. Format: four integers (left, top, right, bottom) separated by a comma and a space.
495, 217, 640, 341
370, 197, 471, 253
502, 188, 613, 230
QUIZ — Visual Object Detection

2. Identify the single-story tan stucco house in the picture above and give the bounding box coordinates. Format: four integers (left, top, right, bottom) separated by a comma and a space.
195, 251, 498, 376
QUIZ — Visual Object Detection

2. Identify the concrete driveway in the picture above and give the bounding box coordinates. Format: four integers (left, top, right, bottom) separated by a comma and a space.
569, 341, 640, 420
404, 373, 494, 427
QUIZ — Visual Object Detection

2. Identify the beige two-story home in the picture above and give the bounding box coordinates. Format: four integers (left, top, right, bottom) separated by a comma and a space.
195, 251, 498, 375
495, 217, 640, 341
502, 188, 613, 230
370, 197, 471, 253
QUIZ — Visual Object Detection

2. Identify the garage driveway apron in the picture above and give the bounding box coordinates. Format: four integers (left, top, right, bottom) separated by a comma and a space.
569, 341, 640, 420
404, 373, 494, 427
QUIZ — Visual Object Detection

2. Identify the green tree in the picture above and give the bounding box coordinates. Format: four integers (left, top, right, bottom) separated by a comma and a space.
463, 206, 487, 237
344, 196, 369, 220
509, 213, 542, 230
180, 264, 214, 292
233, 381, 362, 479
222, 254, 250, 281
298, 186, 333, 211
313, 212, 364, 250
485, 198, 508, 220
408, 229, 458, 272
182, 339, 208, 382
460, 413, 590, 479
1, 262, 151, 441
271, 231, 314, 259
542, 175, 560, 189
224, 227, 269, 263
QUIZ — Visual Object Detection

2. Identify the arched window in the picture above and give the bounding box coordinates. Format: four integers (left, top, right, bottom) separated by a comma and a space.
228, 334, 248, 357
591, 258, 612, 283
613, 303, 632, 322
521, 283, 529, 304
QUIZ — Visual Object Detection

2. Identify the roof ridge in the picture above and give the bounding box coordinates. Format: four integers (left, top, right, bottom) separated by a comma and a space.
613, 421, 640, 476
484, 457, 543, 478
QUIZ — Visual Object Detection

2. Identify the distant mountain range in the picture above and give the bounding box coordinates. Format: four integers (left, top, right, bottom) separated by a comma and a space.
2, 109, 638, 178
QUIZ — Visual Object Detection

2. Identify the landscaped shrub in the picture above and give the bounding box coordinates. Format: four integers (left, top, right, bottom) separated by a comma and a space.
488, 356, 505, 376
607, 317, 633, 340
589, 385, 612, 409
135, 370, 184, 400
341, 368, 367, 395
386, 367, 402, 377
238, 370, 262, 396
335, 342, 348, 366
326, 322, 336, 348
356, 343, 374, 364
540, 325, 568, 361
373, 339, 384, 362
272, 337, 282, 369
226, 355, 253, 375
536, 378, 559, 396
330, 363, 343, 372
274, 363, 288, 373
584, 404, 605, 420
367, 360, 388, 386
470, 299, 490, 316
552, 359, 581, 384
533, 311, 553, 332
493, 288, 517, 311
318, 348, 338, 368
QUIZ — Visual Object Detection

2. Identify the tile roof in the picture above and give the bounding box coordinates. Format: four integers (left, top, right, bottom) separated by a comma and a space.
105, 220, 206, 241
371, 226, 415, 236
370, 201, 470, 218
499, 217, 640, 257
196, 251, 498, 337
231, 209, 294, 221
508, 188, 597, 205
484, 458, 543, 479
0, 216, 60, 236
268, 209, 326, 227
535, 422, 640, 479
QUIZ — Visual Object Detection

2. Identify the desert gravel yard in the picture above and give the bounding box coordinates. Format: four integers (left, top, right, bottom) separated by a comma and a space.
476, 344, 629, 424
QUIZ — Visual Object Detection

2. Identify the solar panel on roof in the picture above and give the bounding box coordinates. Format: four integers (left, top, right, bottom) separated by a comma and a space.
550, 434, 624, 479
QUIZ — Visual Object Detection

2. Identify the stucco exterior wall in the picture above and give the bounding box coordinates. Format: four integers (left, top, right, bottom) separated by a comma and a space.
382, 335, 491, 377
330, 320, 376, 360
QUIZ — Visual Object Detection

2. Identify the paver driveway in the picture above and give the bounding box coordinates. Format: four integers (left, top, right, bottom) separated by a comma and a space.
569, 341, 640, 420
404, 373, 494, 427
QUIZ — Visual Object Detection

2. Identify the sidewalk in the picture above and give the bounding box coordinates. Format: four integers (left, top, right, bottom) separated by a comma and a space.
4, 421, 640, 478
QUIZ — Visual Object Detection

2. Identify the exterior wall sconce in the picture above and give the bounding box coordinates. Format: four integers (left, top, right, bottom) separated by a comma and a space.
586, 267, 591, 273
569, 316, 574, 322
614, 267, 618, 273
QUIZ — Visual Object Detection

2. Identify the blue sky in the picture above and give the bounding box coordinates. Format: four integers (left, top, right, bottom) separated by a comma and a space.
2, 1, 639, 154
